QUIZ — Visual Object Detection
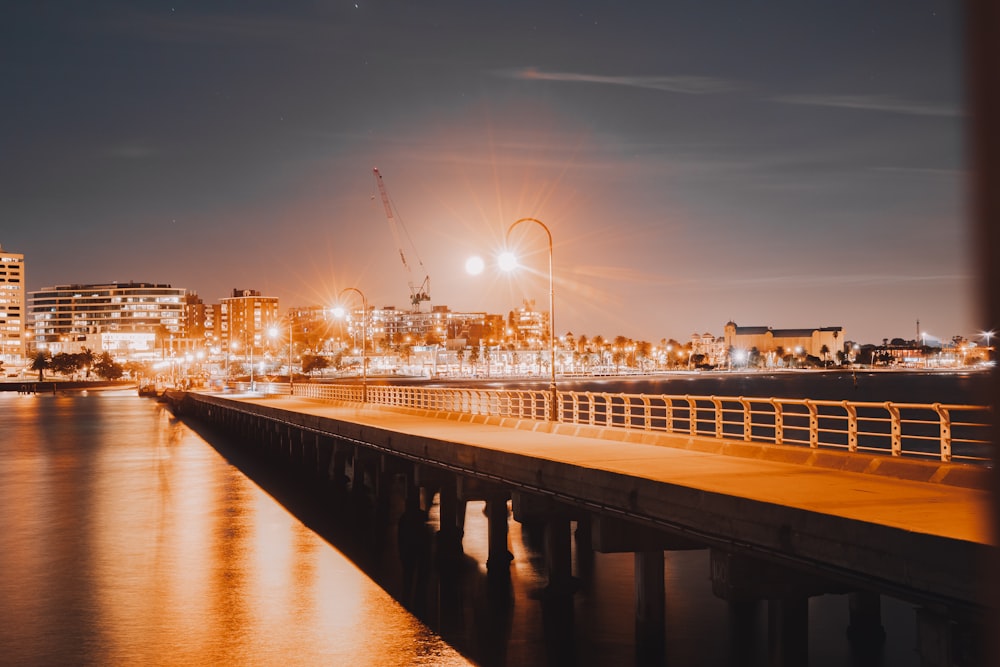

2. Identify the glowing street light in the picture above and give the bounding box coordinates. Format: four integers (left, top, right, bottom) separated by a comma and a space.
334, 287, 368, 403
465, 255, 485, 275
501, 217, 557, 421
979, 329, 995, 361
268, 317, 295, 393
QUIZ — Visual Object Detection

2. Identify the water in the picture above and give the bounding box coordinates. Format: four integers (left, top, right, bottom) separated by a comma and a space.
1, 374, 988, 665
430, 368, 991, 405
0, 389, 468, 666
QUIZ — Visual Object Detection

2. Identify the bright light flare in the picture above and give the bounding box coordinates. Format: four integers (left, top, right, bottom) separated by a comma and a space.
332, 306, 346, 318
498, 251, 518, 272
465, 256, 484, 275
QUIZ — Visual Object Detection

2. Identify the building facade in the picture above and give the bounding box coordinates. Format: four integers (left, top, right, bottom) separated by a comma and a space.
218, 289, 280, 354
723, 321, 846, 361
689, 332, 727, 366
28, 282, 187, 356
0, 244, 26, 364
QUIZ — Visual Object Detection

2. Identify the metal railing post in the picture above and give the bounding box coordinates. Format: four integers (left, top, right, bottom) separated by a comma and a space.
686, 396, 698, 436
806, 400, 819, 448
740, 397, 752, 441
886, 402, 902, 457
711, 396, 724, 438
844, 401, 858, 453
772, 399, 784, 446
933, 403, 953, 462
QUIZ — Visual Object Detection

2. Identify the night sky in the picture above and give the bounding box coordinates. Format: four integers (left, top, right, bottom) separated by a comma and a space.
1, 2, 972, 346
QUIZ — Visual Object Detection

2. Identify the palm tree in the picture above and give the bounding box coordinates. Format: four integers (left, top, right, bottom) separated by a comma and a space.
590, 335, 604, 365
30, 351, 50, 381
79, 347, 96, 378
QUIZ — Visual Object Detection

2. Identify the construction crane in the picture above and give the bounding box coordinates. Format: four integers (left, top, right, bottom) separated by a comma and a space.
373, 167, 431, 311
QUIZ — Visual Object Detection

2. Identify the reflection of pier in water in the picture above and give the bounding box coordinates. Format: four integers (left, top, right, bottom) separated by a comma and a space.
171, 386, 992, 666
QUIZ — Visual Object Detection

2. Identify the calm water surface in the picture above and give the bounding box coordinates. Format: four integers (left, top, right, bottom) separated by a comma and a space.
1, 372, 988, 665
0, 390, 468, 666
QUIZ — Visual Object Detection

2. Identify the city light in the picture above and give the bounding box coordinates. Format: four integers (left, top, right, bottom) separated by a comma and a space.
498, 251, 518, 272
465, 256, 484, 275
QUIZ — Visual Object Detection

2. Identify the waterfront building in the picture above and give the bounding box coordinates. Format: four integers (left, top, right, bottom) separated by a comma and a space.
690, 332, 727, 366
0, 244, 26, 365
353, 305, 498, 349
507, 299, 548, 348
27, 281, 186, 356
723, 321, 845, 362
218, 288, 280, 359
184, 292, 209, 342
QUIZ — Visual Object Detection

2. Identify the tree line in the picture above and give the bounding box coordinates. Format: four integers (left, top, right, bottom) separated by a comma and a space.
29, 348, 128, 381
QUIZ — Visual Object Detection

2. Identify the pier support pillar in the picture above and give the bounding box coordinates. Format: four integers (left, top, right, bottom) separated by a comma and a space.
329, 444, 348, 497
768, 597, 809, 667
544, 515, 574, 594
299, 431, 317, 474
846, 591, 885, 646
288, 426, 302, 467
315, 436, 333, 482
436, 475, 464, 559
373, 465, 395, 533
634, 550, 666, 663
485, 493, 513, 577
916, 608, 981, 667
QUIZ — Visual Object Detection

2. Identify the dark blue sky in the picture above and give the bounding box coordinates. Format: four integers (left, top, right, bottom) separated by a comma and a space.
1, 2, 972, 345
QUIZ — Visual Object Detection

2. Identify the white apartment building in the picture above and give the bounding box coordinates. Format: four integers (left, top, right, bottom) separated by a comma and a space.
0, 244, 26, 364
28, 282, 187, 356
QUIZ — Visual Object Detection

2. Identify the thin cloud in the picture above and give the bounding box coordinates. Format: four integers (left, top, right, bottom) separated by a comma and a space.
572, 264, 685, 285
705, 273, 969, 289
499, 67, 740, 94
773, 93, 961, 117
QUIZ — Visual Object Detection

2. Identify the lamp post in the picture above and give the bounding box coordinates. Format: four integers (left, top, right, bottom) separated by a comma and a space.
981, 330, 995, 361
288, 316, 294, 393
335, 287, 368, 403
249, 337, 255, 392
500, 217, 557, 421
269, 318, 295, 394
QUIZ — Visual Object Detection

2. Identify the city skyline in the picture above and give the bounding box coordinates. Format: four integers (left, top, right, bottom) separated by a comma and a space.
1, 2, 976, 346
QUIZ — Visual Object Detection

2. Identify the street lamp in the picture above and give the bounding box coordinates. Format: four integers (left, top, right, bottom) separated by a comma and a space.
499, 217, 557, 421
334, 287, 368, 403
268, 318, 295, 394
980, 329, 995, 361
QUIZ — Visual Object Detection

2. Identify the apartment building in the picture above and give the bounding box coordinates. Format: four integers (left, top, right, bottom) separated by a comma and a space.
0, 244, 25, 364
28, 282, 187, 356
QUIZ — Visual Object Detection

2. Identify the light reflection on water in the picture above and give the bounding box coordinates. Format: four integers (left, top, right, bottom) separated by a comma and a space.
0, 391, 470, 666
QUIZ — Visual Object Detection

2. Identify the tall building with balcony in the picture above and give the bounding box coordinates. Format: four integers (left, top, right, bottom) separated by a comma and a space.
0, 244, 26, 364
28, 282, 187, 357
218, 289, 280, 354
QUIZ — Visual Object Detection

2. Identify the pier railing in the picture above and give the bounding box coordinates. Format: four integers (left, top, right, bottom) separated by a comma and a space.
238, 382, 992, 464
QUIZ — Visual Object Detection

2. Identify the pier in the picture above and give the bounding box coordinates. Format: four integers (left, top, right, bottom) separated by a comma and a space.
170, 386, 993, 666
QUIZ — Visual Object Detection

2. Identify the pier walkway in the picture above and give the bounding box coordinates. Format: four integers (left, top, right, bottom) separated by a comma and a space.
177, 390, 994, 666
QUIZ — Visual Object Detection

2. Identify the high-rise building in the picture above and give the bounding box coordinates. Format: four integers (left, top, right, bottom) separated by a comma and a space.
0, 244, 26, 364
28, 281, 187, 356
218, 288, 280, 353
